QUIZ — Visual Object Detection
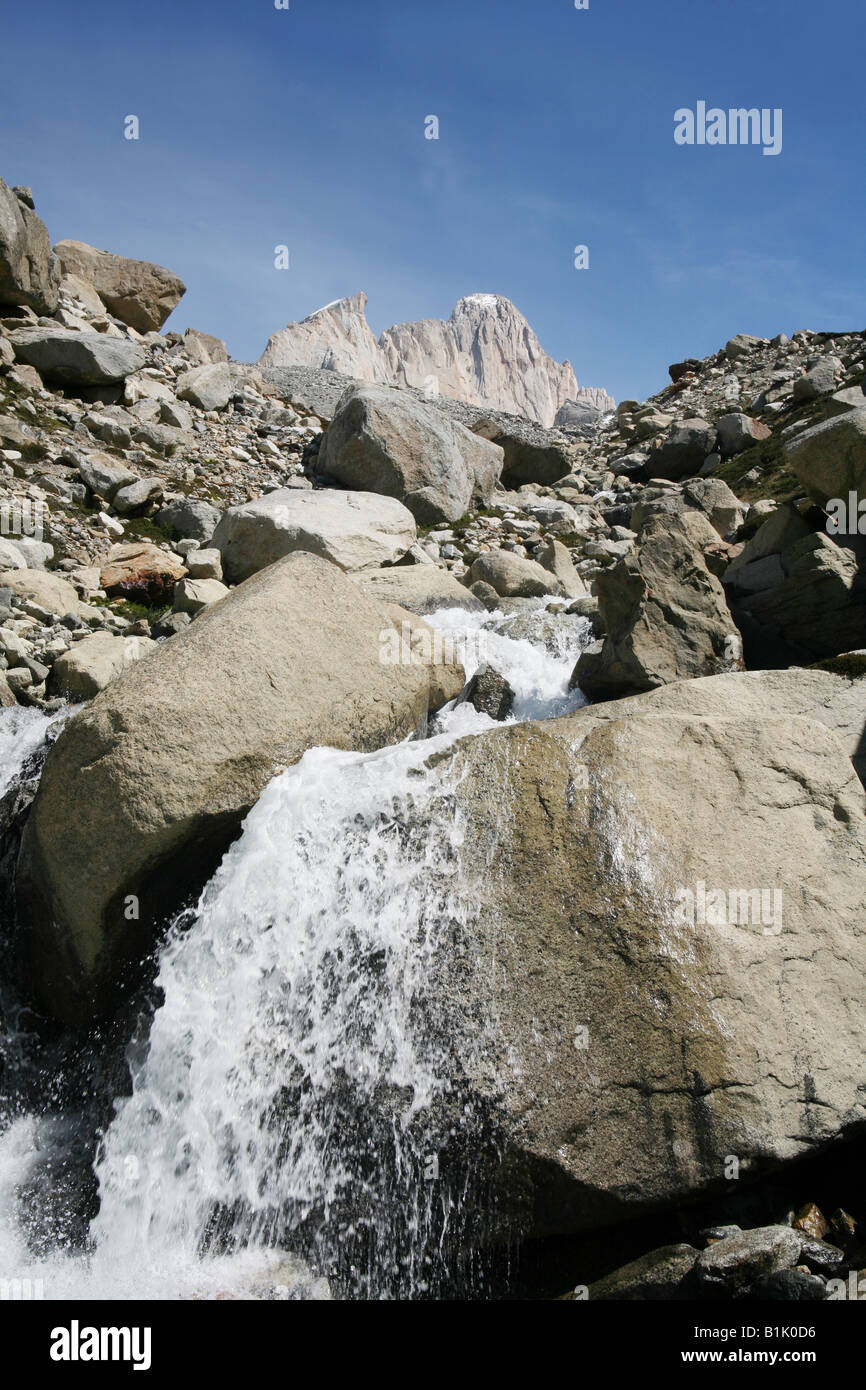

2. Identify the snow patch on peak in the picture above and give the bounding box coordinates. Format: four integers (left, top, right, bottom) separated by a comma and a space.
455, 294, 504, 312
302, 292, 367, 323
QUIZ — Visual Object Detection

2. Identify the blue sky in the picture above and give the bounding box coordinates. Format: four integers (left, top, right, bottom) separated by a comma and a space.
1, 0, 863, 403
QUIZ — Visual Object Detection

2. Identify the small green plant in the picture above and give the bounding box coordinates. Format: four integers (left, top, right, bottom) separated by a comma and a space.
120, 515, 168, 544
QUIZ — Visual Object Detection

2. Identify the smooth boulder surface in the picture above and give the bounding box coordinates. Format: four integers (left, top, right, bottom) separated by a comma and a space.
10, 327, 146, 385
572, 514, 742, 700
356, 565, 484, 615
431, 690, 866, 1238
0, 568, 83, 618
0, 178, 60, 314
536, 537, 588, 598
113, 478, 164, 516
584, 1245, 700, 1301
213, 487, 416, 582
555, 398, 607, 431
716, 412, 771, 457
48, 632, 157, 700
469, 549, 566, 598
53, 239, 186, 333
785, 407, 866, 507
156, 497, 221, 543
16, 553, 465, 1026
318, 383, 504, 524
681, 477, 745, 539
181, 328, 229, 366
172, 576, 229, 614
0, 540, 26, 570
724, 503, 812, 579
176, 362, 232, 412
697, 1227, 802, 1294
76, 451, 138, 500
572, 665, 866, 788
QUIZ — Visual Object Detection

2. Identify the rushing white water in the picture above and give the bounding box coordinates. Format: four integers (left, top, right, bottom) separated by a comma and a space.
427, 598, 591, 722
0, 599, 594, 1300
0, 705, 69, 801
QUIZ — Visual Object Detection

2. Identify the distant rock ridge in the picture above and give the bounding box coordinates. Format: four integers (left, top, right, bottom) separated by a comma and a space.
258, 291, 613, 427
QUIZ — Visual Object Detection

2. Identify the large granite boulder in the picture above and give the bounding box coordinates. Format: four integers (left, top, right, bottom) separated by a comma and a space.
571, 665, 866, 788
318, 384, 503, 524
0, 178, 60, 314
0, 568, 83, 618
356, 566, 484, 615
649, 419, 718, 481
213, 487, 416, 582
730, 533, 865, 663
785, 407, 866, 509
10, 327, 146, 385
469, 549, 567, 599
427, 679, 866, 1237
469, 416, 574, 488
572, 515, 742, 700
99, 543, 186, 605
53, 239, 186, 333
155, 497, 221, 543
176, 363, 232, 412
16, 554, 465, 1025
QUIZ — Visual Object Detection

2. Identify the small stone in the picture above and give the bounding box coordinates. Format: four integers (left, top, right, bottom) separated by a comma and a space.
151, 610, 192, 639
699, 1224, 742, 1245
748, 1270, 828, 1301
185, 548, 222, 581
172, 577, 229, 615
793, 1202, 829, 1242
5, 665, 33, 691
830, 1210, 858, 1249
113, 477, 164, 515
460, 664, 514, 721
697, 1226, 802, 1294
797, 1237, 845, 1277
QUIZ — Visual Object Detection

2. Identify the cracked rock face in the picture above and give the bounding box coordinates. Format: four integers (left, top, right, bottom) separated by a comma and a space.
0, 178, 60, 315
434, 688, 866, 1239
259, 291, 610, 427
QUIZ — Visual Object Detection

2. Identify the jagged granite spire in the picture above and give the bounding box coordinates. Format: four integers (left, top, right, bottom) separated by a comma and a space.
259, 291, 612, 426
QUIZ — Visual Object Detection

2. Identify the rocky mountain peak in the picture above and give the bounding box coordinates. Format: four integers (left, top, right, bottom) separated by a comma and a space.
259, 290, 612, 427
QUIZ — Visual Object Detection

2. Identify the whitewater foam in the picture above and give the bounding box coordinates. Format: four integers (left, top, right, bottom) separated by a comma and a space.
0, 601, 593, 1299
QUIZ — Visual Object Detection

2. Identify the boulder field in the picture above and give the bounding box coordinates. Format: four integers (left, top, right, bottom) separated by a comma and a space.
1, 171, 866, 1300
